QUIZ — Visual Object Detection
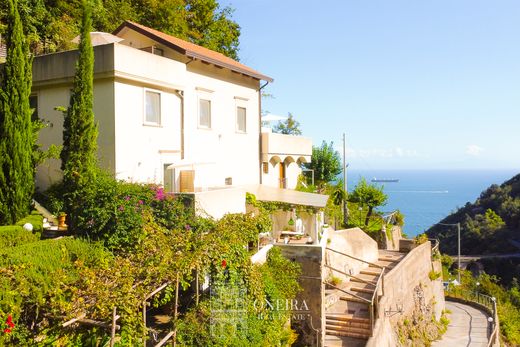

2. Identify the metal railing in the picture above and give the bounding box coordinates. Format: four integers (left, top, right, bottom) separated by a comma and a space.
429, 238, 440, 256
324, 247, 386, 334
446, 290, 499, 347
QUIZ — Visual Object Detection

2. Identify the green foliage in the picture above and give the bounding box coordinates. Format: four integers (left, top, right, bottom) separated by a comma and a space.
448, 271, 520, 345
415, 233, 429, 245
0, 0, 34, 225
394, 210, 405, 226
0, 225, 38, 248
43, 171, 193, 252
15, 211, 43, 233
0, 0, 241, 59
0, 238, 111, 345
304, 141, 342, 188
60, 0, 98, 230
176, 247, 300, 346
349, 178, 388, 226
427, 173, 520, 255
272, 113, 302, 135
428, 270, 441, 281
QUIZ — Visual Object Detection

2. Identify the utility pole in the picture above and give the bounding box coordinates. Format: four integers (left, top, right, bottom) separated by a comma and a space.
438, 222, 462, 284
342, 133, 348, 226
457, 222, 461, 284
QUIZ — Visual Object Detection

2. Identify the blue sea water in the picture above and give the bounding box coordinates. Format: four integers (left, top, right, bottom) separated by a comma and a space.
345, 169, 519, 237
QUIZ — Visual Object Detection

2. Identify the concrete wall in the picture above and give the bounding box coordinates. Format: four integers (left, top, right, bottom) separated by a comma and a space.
381, 225, 404, 251
325, 228, 379, 278
367, 242, 445, 346
193, 188, 246, 219
33, 45, 116, 190
278, 244, 325, 347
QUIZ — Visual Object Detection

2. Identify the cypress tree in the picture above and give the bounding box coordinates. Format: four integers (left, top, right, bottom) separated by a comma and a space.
0, 0, 34, 225
61, 0, 98, 223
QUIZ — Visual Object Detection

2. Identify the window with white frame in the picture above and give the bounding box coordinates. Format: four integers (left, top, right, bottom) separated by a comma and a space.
199, 98, 211, 128
236, 106, 246, 133
145, 90, 161, 125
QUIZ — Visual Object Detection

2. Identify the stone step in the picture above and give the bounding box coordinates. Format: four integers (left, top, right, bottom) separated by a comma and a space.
326, 324, 371, 335
359, 269, 381, 276
350, 277, 377, 285
324, 335, 368, 347
350, 286, 375, 294
326, 329, 371, 339
339, 295, 370, 304
325, 315, 370, 324
326, 319, 370, 330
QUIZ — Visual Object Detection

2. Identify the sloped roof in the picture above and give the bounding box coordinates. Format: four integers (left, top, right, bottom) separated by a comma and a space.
113, 21, 273, 82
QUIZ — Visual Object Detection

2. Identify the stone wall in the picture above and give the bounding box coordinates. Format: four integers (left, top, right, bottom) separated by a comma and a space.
367, 242, 445, 346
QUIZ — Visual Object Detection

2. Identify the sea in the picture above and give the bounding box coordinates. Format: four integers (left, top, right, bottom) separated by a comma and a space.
345, 169, 519, 237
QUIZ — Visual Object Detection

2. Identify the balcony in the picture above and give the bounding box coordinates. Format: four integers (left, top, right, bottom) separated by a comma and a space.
261, 131, 312, 164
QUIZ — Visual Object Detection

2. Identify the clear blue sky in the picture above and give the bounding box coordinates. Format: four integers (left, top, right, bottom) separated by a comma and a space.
224, 0, 520, 170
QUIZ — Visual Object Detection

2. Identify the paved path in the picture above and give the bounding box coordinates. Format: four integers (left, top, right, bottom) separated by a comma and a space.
432, 301, 490, 347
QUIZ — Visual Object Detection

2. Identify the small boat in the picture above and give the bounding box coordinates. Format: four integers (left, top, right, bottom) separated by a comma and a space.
371, 178, 399, 183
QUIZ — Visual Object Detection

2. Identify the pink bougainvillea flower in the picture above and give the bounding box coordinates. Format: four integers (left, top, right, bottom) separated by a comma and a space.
138, 200, 144, 205
154, 188, 165, 201
118, 206, 124, 211
124, 195, 131, 201
221, 259, 227, 268
185, 224, 191, 231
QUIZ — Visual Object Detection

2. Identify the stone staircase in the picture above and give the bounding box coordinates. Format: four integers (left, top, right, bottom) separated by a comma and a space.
324, 250, 405, 347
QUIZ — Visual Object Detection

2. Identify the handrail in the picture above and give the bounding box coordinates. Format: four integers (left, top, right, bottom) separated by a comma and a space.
324, 248, 387, 334
324, 264, 377, 288
323, 281, 371, 304
429, 238, 440, 255
326, 247, 384, 269
371, 267, 385, 304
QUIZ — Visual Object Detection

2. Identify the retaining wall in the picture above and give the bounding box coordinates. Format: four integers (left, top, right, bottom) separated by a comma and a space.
367, 242, 445, 346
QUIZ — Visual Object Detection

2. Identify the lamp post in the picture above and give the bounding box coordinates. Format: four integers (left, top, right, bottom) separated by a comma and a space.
438, 222, 461, 284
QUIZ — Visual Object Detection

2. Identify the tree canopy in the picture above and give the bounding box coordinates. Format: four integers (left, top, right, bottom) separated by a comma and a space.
61, 0, 98, 228
272, 113, 302, 135
0, 0, 241, 59
349, 178, 388, 226
0, 0, 34, 224
304, 141, 342, 188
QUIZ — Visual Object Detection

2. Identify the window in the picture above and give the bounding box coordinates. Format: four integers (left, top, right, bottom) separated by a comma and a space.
236, 106, 246, 133
199, 99, 211, 128
145, 91, 161, 125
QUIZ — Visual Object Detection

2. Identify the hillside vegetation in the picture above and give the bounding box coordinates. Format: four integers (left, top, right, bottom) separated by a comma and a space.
427, 173, 520, 255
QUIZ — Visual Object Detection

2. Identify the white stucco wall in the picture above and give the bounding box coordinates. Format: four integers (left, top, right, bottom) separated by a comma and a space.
32, 39, 262, 193
34, 79, 115, 190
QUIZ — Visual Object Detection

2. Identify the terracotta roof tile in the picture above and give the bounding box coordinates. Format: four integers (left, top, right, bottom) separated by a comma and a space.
113, 21, 273, 82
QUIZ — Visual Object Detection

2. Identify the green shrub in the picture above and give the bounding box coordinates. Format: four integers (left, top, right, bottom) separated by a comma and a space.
0, 238, 111, 345
0, 225, 38, 248
429, 270, 441, 281
16, 212, 43, 233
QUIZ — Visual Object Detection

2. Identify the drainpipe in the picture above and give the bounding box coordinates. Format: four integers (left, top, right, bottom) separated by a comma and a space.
258, 80, 269, 184
173, 90, 185, 160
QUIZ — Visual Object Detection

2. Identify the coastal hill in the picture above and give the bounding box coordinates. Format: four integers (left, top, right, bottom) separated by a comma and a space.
427, 172, 520, 256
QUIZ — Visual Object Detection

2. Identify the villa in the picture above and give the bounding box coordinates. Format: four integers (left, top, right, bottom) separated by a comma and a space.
32, 21, 312, 194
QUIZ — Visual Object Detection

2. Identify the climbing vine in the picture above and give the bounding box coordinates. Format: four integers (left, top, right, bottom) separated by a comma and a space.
1, 182, 301, 345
